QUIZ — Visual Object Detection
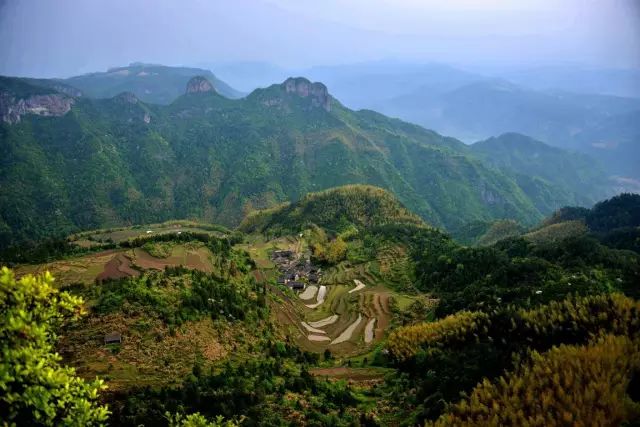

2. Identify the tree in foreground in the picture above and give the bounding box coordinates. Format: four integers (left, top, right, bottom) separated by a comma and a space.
167, 412, 242, 427
0, 267, 109, 426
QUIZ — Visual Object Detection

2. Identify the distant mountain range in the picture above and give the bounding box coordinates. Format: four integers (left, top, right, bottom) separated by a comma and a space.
298, 62, 640, 180
0, 68, 616, 248
59, 63, 244, 104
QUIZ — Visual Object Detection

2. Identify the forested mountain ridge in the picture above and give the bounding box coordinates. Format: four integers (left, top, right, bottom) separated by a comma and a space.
373, 77, 640, 179
0, 74, 611, 249
470, 132, 611, 212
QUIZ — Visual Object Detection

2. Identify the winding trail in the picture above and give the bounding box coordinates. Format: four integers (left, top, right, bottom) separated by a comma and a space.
308, 314, 339, 328
331, 314, 363, 345
306, 285, 327, 309
349, 279, 366, 294
364, 318, 376, 343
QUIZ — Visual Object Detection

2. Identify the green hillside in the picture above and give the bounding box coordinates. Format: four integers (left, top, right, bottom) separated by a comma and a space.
239, 185, 425, 235
527, 193, 640, 252
471, 133, 610, 208
4, 190, 639, 426
0, 75, 609, 249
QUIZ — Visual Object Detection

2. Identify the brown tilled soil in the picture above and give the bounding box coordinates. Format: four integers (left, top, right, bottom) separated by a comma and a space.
374, 293, 391, 340
96, 254, 139, 282
309, 367, 386, 385
185, 250, 212, 272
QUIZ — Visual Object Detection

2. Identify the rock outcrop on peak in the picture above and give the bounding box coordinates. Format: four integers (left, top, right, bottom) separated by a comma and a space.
186, 76, 216, 94
114, 91, 139, 104
283, 77, 331, 111
0, 92, 74, 124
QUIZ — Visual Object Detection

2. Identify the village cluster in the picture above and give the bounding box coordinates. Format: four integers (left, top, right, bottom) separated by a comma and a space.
272, 250, 322, 291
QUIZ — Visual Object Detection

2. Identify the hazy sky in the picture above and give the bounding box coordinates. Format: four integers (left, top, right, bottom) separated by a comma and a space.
1, 0, 639, 77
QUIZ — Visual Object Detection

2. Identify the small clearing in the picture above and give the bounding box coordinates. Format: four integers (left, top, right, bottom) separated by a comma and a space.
349, 279, 366, 294
306, 285, 327, 309
364, 318, 376, 343
308, 335, 331, 342
331, 314, 362, 345
301, 322, 326, 334
299, 285, 318, 300
308, 314, 339, 328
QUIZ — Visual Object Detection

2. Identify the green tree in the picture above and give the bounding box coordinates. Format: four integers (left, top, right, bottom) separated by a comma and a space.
166, 412, 241, 427
326, 237, 347, 264
0, 267, 109, 426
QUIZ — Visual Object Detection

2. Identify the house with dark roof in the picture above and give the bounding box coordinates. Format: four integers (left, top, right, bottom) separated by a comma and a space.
104, 332, 122, 345
287, 281, 305, 291
272, 250, 294, 259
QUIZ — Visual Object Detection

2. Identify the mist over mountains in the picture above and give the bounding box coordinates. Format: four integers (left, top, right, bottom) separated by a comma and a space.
2, 2, 640, 426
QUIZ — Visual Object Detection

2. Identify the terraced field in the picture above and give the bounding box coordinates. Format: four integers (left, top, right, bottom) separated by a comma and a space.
287, 279, 397, 355
15, 243, 218, 285
237, 235, 420, 356
322, 245, 415, 292
70, 220, 228, 247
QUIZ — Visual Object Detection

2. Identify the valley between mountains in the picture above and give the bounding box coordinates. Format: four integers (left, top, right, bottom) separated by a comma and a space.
0, 71, 612, 250
1, 65, 639, 426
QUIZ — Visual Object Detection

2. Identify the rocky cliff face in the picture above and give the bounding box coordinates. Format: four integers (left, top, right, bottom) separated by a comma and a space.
114, 91, 139, 104
186, 76, 215, 94
283, 77, 331, 111
0, 92, 74, 124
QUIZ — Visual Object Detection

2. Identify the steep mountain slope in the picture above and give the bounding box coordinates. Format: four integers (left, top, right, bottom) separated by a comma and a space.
61, 63, 243, 103
470, 133, 611, 211
0, 75, 604, 248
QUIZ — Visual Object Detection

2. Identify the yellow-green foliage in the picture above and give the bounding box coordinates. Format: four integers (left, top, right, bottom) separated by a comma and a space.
238, 185, 425, 235
517, 293, 640, 338
387, 293, 640, 362
430, 334, 640, 426
166, 412, 241, 427
143, 241, 173, 258
476, 219, 523, 246
325, 237, 347, 264
0, 267, 109, 426
386, 311, 491, 361
524, 220, 588, 245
